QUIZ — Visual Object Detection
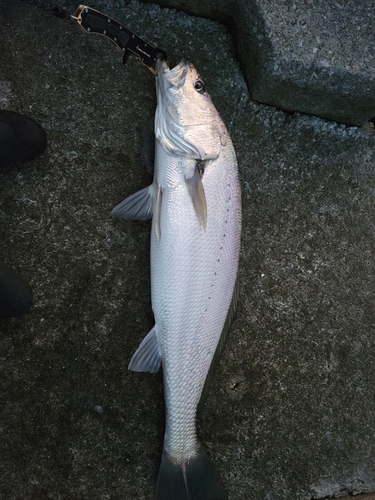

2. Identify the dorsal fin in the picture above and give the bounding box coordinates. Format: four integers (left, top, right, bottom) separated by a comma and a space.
197, 275, 240, 412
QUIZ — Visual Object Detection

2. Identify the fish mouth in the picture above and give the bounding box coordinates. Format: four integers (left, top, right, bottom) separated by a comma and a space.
156, 59, 189, 90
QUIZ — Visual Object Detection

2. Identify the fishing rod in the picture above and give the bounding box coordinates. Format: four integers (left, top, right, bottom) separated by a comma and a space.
17, 0, 167, 75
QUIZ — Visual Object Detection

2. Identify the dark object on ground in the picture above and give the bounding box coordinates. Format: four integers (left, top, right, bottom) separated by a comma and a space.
0, 110, 47, 169
0, 266, 33, 318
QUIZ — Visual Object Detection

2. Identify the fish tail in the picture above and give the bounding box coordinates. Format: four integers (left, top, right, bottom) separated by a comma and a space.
155, 444, 228, 500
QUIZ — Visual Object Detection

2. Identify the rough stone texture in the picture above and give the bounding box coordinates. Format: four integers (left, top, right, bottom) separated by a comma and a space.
149, 0, 234, 23
237, 0, 375, 126
1, 1, 375, 499
151, 0, 375, 126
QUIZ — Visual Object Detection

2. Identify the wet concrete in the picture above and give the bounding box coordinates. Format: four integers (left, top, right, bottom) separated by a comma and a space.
1, 1, 375, 499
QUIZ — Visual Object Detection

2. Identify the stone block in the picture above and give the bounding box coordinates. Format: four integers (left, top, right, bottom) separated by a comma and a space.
236, 0, 375, 125
152, 0, 375, 125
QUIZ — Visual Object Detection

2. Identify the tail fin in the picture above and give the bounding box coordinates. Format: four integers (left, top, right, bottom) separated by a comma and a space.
155, 444, 228, 500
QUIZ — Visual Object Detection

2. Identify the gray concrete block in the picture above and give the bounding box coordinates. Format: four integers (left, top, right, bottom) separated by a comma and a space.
151, 0, 375, 126
236, 0, 375, 126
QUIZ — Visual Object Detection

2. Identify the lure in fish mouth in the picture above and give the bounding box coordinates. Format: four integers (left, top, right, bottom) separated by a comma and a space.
111, 59, 241, 500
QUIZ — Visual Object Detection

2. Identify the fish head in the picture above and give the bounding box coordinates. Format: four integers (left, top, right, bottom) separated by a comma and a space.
155, 59, 227, 161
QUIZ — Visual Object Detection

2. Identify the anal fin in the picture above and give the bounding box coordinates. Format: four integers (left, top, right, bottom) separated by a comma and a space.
128, 325, 161, 373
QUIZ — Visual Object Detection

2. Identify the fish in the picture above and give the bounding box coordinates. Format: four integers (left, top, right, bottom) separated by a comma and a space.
111, 58, 241, 500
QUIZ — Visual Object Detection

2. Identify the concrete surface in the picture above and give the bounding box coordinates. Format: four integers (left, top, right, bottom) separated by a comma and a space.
1, 1, 375, 499
151, 0, 375, 126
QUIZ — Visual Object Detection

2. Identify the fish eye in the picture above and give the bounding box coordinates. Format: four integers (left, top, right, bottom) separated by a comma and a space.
194, 80, 205, 94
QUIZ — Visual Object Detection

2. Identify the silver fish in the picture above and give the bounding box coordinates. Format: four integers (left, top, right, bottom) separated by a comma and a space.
111, 59, 241, 500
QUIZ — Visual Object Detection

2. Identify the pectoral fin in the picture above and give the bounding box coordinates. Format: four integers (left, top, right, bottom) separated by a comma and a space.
110, 185, 154, 220
185, 165, 207, 230
128, 325, 161, 373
